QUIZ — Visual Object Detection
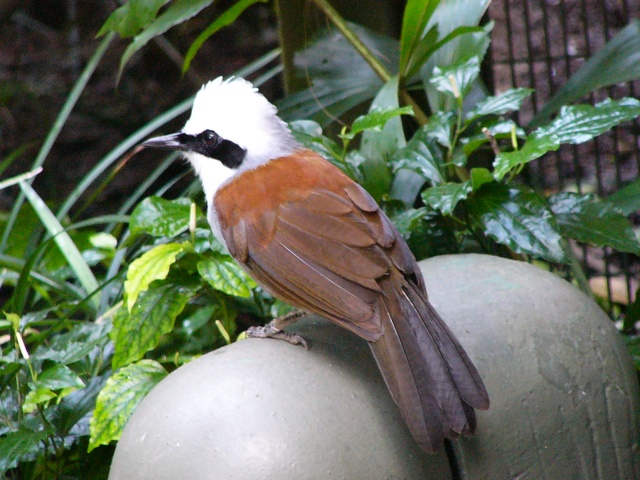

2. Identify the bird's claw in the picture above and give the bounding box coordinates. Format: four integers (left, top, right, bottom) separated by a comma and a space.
246, 322, 309, 350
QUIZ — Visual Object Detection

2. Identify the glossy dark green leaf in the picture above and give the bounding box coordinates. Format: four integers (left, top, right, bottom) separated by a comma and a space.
0, 427, 48, 471
466, 183, 566, 262
493, 134, 560, 181
360, 77, 405, 202
97, 0, 168, 38
549, 192, 640, 254
89, 360, 167, 451
425, 111, 454, 148
606, 177, 640, 216
531, 20, 640, 127
466, 87, 533, 121
130, 197, 201, 238
421, 181, 472, 215
461, 119, 523, 156
33, 364, 85, 391
534, 98, 640, 145
391, 125, 445, 185
111, 280, 200, 369
198, 255, 257, 298
429, 56, 481, 99
343, 106, 414, 141
36, 322, 111, 365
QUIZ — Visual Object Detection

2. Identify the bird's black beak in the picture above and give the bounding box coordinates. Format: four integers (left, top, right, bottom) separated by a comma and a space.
142, 132, 187, 151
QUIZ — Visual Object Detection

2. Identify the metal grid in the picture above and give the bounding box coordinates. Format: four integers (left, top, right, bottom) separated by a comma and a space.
488, 0, 640, 315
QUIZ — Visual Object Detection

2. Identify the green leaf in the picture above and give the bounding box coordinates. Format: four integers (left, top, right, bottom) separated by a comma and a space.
22, 388, 57, 413
461, 119, 524, 156
360, 76, 406, 202
130, 197, 201, 238
531, 20, 640, 127
19, 182, 100, 310
277, 23, 397, 125
533, 98, 640, 145
399, 0, 440, 76
0, 428, 48, 471
425, 111, 454, 148
183, 0, 267, 73
429, 56, 481, 99
391, 125, 446, 185
97, 0, 169, 37
111, 280, 200, 369
606, 177, 640, 216
549, 192, 640, 254
466, 183, 566, 262
197, 255, 257, 298
89, 360, 167, 451
343, 106, 414, 141
119, 0, 212, 75
466, 88, 534, 121
124, 242, 185, 311
34, 364, 85, 391
493, 134, 560, 181
36, 322, 110, 365
470, 167, 494, 190
421, 181, 472, 215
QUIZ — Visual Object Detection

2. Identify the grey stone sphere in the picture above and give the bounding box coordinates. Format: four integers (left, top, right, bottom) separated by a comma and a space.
109, 254, 640, 479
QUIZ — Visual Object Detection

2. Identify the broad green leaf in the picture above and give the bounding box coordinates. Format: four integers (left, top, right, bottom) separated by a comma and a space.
466, 88, 534, 121
466, 183, 566, 262
183, 0, 267, 73
606, 177, 640, 216
399, 0, 440, 76
33, 364, 85, 391
55, 376, 108, 437
130, 197, 201, 238
89, 360, 167, 451
343, 106, 414, 141
531, 20, 640, 127
97, 0, 169, 37
421, 0, 492, 112
391, 125, 445, 185
404, 25, 486, 81
549, 192, 640, 254
0, 428, 48, 471
493, 134, 560, 181
111, 280, 200, 369
392, 207, 431, 238
470, 167, 494, 190
119, 0, 212, 75
19, 182, 100, 310
22, 388, 57, 413
461, 119, 524, 156
36, 322, 110, 365
425, 111, 454, 148
430, 56, 481, 99
124, 242, 185, 311
360, 76, 406, 202
533, 98, 640, 145
277, 23, 397, 125
198, 255, 257, 298
422, 182, 472, 215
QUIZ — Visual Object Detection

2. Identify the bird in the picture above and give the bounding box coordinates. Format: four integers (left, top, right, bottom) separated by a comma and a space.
141, 76, 489, 452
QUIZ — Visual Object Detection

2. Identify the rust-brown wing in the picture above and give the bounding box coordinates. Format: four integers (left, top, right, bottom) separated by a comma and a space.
222, 183, 401, 341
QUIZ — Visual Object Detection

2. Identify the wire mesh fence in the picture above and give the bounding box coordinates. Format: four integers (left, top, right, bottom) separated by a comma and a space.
489, 0, 640, 316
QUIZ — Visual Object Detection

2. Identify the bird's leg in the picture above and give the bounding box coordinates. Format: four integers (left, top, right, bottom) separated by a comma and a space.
246, 309, 308, 349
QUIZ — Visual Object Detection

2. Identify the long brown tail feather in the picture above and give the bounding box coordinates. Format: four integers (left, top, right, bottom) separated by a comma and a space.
370, 274, 489, 452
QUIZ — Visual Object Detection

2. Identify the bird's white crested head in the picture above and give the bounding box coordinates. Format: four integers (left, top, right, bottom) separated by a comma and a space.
183, 77, 297, 171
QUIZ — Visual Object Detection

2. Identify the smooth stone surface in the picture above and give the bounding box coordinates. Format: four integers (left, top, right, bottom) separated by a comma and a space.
109, 254, 640, 479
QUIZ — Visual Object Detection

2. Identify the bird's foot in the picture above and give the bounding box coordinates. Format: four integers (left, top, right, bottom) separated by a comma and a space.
246, 315, 309, 349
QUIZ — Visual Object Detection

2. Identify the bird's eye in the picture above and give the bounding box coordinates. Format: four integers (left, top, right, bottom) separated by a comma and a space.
201, 130, 218, 146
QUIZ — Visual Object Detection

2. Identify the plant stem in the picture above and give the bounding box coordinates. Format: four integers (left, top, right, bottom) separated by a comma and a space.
310, 0, 429, 125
